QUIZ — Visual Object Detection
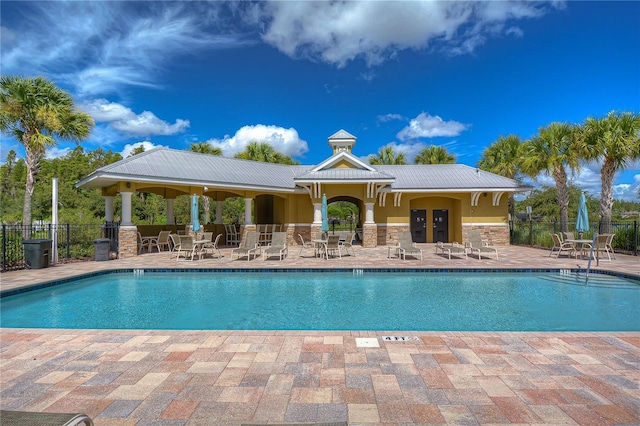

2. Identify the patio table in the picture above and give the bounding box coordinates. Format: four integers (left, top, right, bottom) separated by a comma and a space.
565, 239, 593, 259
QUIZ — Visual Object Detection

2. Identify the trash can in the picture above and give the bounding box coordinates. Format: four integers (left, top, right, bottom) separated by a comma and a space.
93, 238, 111, 261
23, 239, 52, 269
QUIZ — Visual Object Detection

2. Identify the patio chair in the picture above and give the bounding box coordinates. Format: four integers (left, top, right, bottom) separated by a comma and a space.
202, 233, 223, 259
175, 235, 202, 261
0, 410, 93, 425
396, 231, 423, 260
593, 233, 615, 261
549, 233, 576, 258
169, 233, 181, 253
231, 231, 261, 261
150, 230, 171, 252
225, 224, 240, 246
466, 229, 499, 260
137, 232, 151, 254
263, 231, 288, 261
297, 233, 314, 256
324, 235, 343, 259
340, 232, 356, 256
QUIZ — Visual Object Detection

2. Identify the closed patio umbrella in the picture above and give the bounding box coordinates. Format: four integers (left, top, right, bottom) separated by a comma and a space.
192, 194, 201, 232
321, 194, 329, 233
575, 192, 589, 238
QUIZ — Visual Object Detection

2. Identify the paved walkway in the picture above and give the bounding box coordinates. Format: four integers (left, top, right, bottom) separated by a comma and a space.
1, 244, 639, 425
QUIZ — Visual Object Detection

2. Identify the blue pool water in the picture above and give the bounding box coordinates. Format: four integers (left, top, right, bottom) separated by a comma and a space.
1, 271, 638, 331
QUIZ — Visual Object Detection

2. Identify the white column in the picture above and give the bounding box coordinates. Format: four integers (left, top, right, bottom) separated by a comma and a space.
120, 192, 133, 226
104, 196, 114, 222
364, 202, 375, 224
166, 199, 175, 224
313, 202, 322, 224
244, 197, 253, 225
215, 200, 223, 224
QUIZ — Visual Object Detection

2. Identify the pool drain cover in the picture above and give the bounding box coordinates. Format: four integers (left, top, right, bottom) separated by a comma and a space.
355, 338, 379, 348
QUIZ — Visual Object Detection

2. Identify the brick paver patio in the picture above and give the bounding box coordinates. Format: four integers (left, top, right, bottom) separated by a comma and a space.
1, 244, 639, 425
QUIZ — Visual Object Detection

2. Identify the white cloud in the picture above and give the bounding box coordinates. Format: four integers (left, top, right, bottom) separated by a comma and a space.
1, 2, 253, 96
45, 146, 72, 160
396, 113, 468, 141
81, 99, 189, 137
377, 114, 405, 124
120, 141, 166, 159
206, 125, 309, 158
250, 1, 561, 67
525, 161, 640, 202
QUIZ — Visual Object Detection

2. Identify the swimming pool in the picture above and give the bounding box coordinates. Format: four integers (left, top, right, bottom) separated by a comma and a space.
1, 270, 638, 331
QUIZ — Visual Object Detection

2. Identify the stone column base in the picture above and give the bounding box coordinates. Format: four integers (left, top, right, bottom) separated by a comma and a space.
118, 226, 137, 259
362, 224, 377, 248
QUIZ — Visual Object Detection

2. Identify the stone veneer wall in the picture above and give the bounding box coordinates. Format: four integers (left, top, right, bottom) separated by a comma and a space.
462, 225, 510, 245
377, 224, 410, 246
118, 226, 137, 259
284, 224, 311, 246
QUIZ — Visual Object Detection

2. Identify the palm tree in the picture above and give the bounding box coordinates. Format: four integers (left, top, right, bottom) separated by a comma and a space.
189, 142, 222, 156
369, 146, 407, 165
478, 135, 522, 220
234, 141, 299, 165
0, 75, 93, 227
519, 122, 579, 232
579, 111, 640, 232
414, 145, 456, 164
189, 142, 222, 223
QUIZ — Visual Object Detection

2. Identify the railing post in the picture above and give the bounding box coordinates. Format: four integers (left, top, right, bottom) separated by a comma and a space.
66, 223, 71, 260
634, 220, 638, 256
2, 224, 6, 272
529, 219, 533, 246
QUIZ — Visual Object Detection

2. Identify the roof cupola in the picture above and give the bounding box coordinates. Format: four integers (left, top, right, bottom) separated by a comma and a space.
328, 129, 356, 155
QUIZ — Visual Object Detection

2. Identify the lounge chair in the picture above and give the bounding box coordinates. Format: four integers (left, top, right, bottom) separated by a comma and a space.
202, 233, 223, 259
263, 231, 288, 261
435, 241, 468, 259
150, 230, 171, 252
0, 410, 93, 425
466, 229, 499, 260
340, 232, 356, 256
324, 235, 343, 259
396, 231, 423, 260
231, 231, 261, 260
549, 233, 576, 258
297, 233, 314, 256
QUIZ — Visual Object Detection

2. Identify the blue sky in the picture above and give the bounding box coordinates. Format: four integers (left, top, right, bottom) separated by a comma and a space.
1, 1, 639, 200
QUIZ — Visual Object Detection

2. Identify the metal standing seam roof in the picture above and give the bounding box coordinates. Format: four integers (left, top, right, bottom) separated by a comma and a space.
375, 164, 529, 191
77, 148, 312, 191
76, 147, 530, 192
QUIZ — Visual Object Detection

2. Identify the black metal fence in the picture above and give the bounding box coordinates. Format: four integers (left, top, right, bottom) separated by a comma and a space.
2, 220, 636, 271
1, 222, 119, 272
510, 219, 638, 255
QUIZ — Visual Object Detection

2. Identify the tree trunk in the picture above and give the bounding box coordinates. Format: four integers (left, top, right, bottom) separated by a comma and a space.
22, 139, 43, 236
599, 158, 616, 234
553, 165, 570, 233
203, 196, 211, 224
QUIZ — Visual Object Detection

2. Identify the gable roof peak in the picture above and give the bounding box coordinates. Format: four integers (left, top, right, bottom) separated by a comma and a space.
328, 129, 357, 140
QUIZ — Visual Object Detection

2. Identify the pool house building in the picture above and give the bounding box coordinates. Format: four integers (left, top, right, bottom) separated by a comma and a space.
77, 130, 531, 257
